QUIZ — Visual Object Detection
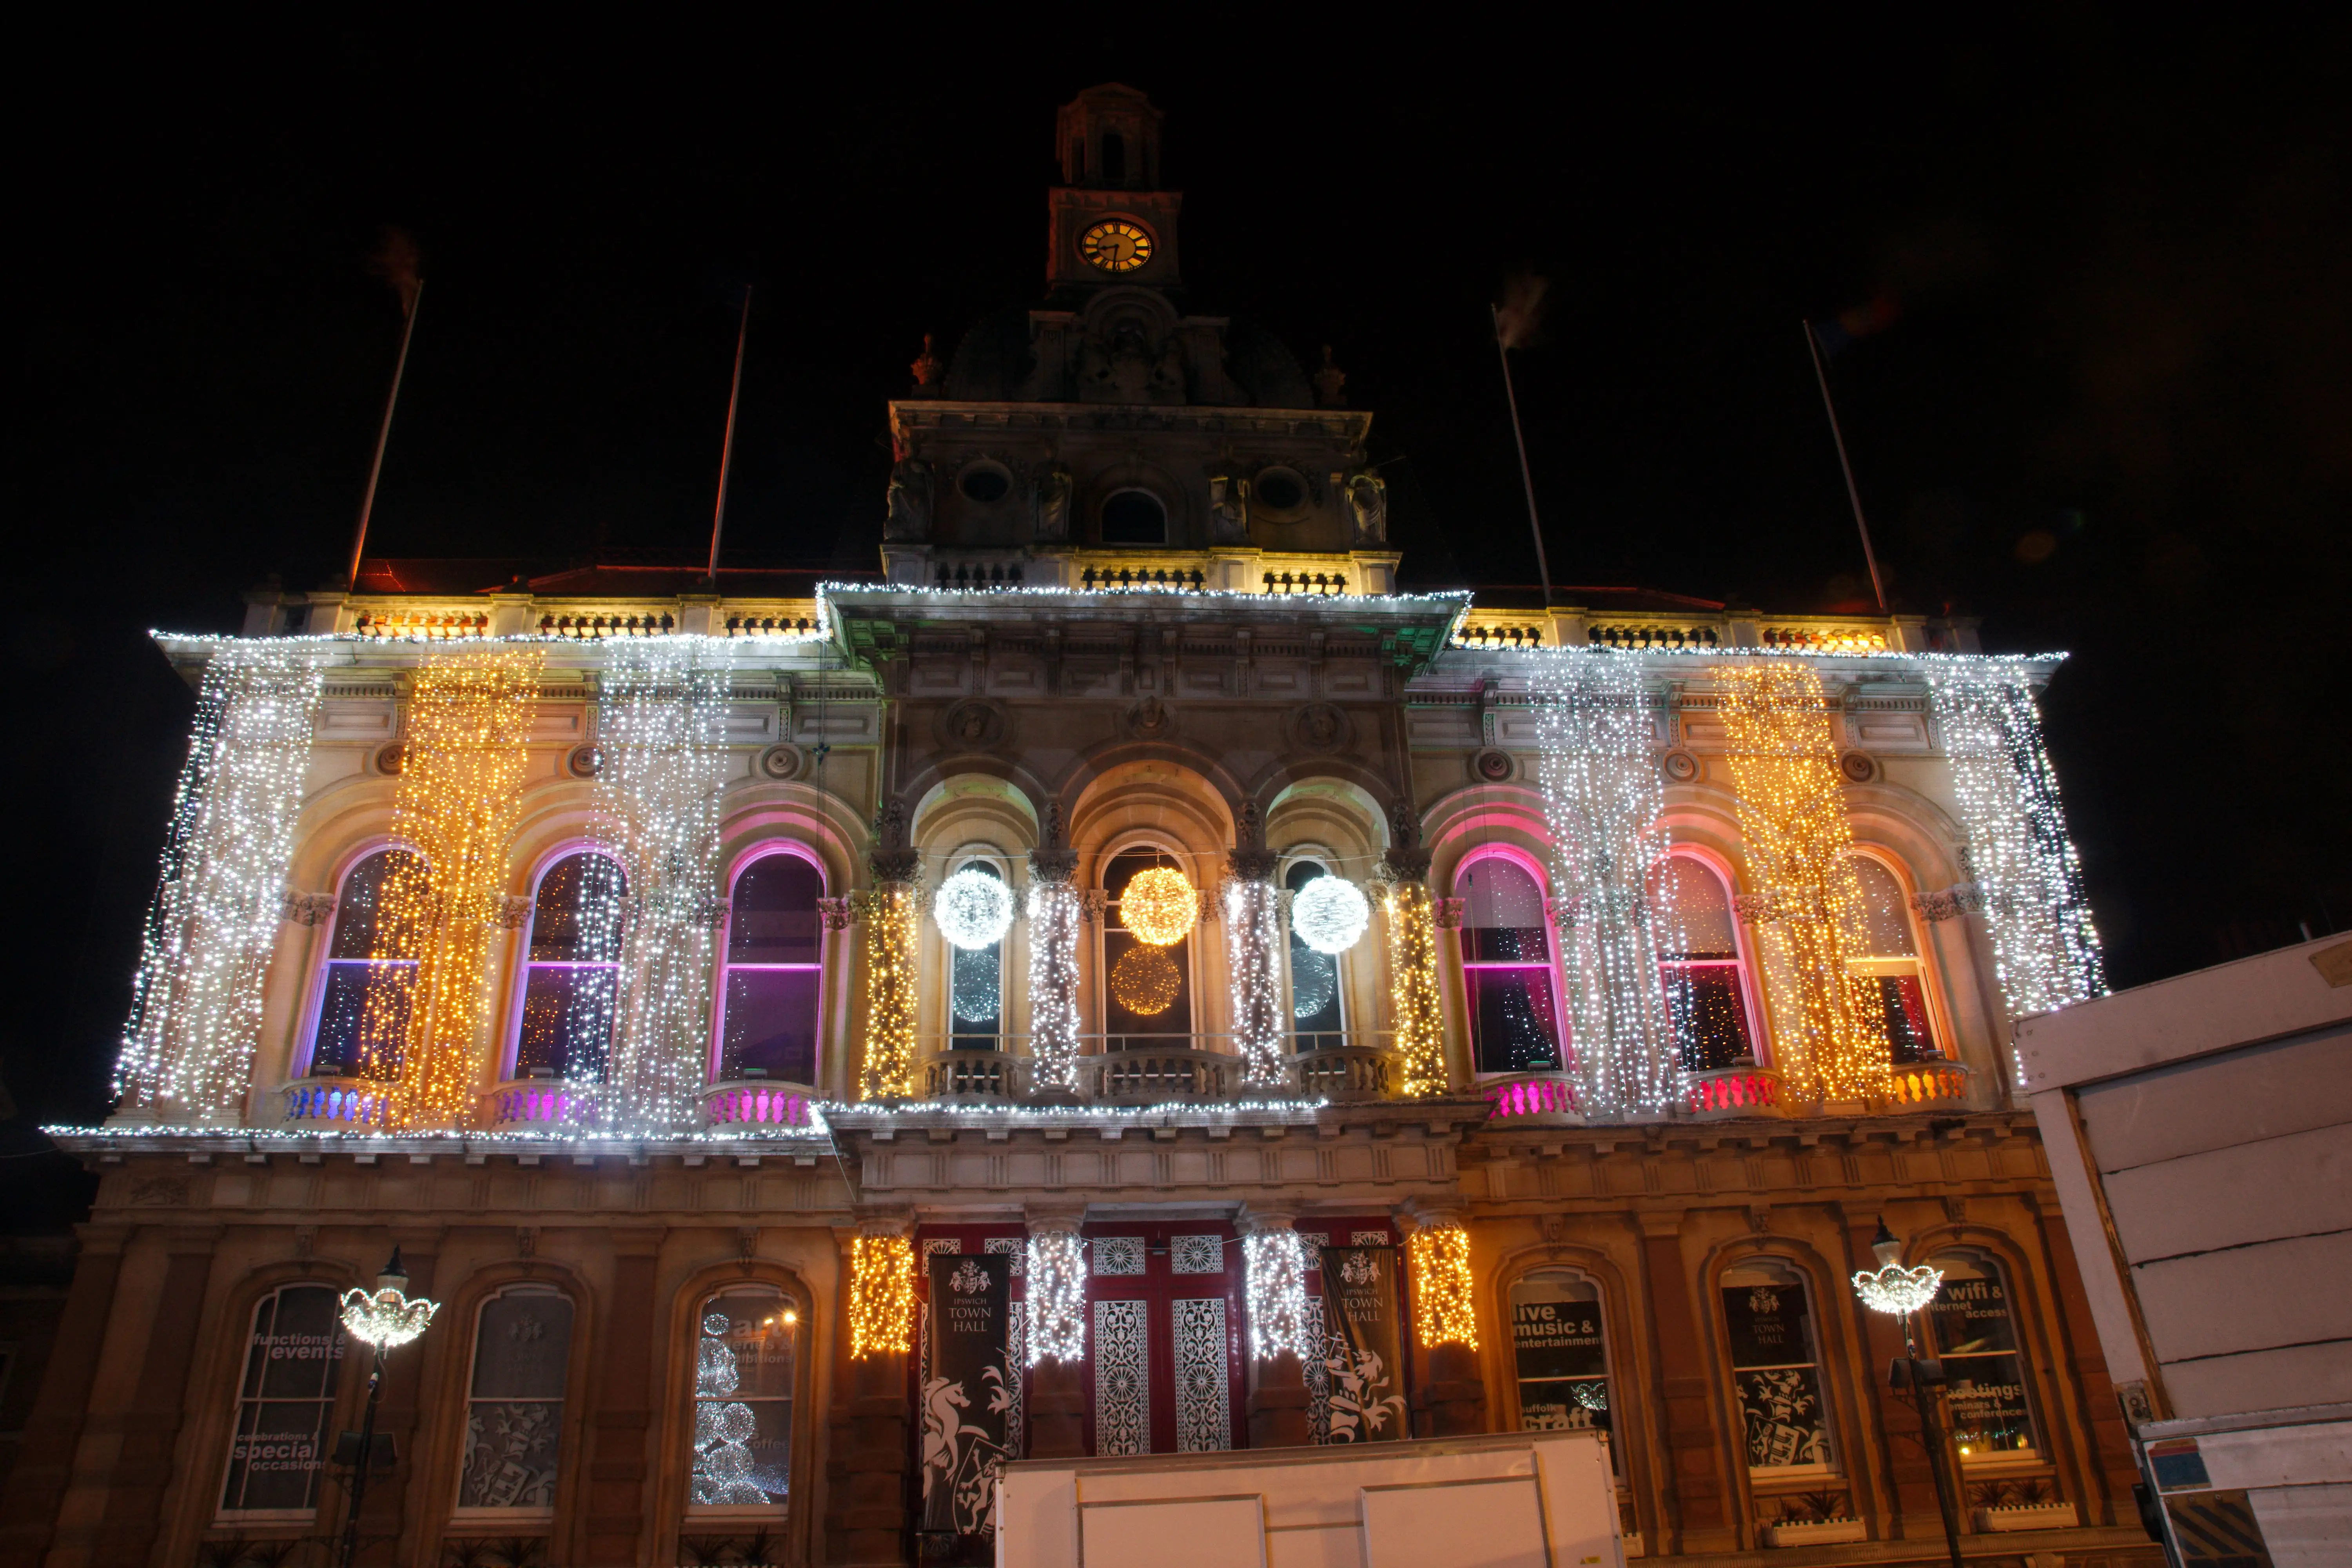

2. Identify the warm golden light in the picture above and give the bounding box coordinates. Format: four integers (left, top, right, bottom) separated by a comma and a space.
848, 1234, 916, 1359
1119, 866, 1200, 947
1407, 1223, 1477, 1350
860, 881, 920, 1100
1110, 942, 1181, 1016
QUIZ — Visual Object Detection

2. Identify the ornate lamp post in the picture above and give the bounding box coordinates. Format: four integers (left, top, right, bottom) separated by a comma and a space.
1851, 1218, 1962, 1568
336, 1248, 440, 1568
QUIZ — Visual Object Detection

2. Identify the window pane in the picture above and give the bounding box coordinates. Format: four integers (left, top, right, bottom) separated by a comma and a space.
1289, 946, 1343, 1036
1466, 966, 1562, 1073
515, 964, 616, 1080
1510, 1275, 1613, 1457
1877, 975, 1938, 1062
1928, 1258, 2038, 1457
457, 1401, 563, 1510
692, 1292, 794, 1509
257, 1285, 344, 1399
1667, 964, 1753, 1070
1721, 1272, 1818, 1368
221, 1286, 345, 1514
1732, 1365, 1831, 1468
1104, 929, 1192, 1040
1458, 859, 1550, 963
730, 855, 824, 964
328, 849, 425, 960
529, 853, 625, 962
722, 968, 820, 1082
951, 943, 1002, 1038
1654, 857, 1739, 958
1840, 859, 1915, 956
470, 1295, 575, 1398
1720, 1267, 1832, 1470
312, 961, 414, 1077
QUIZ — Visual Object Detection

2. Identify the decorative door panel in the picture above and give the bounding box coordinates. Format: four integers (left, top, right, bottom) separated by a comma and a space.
1081, 1222, 1245, 1455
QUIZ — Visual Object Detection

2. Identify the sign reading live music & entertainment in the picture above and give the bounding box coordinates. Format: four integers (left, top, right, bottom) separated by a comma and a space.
1316, 1245, 1408, 1442
920, 1252, 1014, 1539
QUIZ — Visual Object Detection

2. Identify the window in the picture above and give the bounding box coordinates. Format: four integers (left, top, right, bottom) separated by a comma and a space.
1100, 132, 1126, 185
1839, 857, 1940, 1063
1653, 855, 1757, 1071
514, 852, 624, 1082
1510, 1272, 1617, 1468
689, 1288, 797, 1512
455, 1287, 574, 1514
950, 859, 1005, 1049
1455, 856, 1563, 1073
1926, 1254, 2040, 1461
1285, 860, 1346, 1051
309, 848, 423, 1078
1720, 1261, 1833, 1472
220, 1285, 347, 1515
1103, 848, 1193, 1049
719, 853, 825, 1084
1100, 489, 1167, 544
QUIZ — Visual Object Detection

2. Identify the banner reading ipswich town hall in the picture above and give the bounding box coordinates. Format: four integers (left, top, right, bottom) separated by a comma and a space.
1317, 1245, 1409, 1443
920, 1252, 1015, 1540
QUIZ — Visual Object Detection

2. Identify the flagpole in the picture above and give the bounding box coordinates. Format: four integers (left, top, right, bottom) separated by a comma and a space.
1803, 319, 1888, 613
707, 287, 753, 584
345, 279, 424, 592
1492, 305, 1555, 608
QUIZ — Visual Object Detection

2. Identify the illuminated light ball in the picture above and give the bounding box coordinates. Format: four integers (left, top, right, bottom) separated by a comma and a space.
932, 867, 1014, 950
1291, 875, 1371, 955
1119, 867, 1199, 947
1110, 943, 1182, 1016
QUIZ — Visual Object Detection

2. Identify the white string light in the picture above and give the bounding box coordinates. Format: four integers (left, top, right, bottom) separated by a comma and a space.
933, 867, 1015, 951
1852, 1261, 1945, 1317
1290, 876, 1370, 955
1530, 649, 1688, 1113
117, 644, 329, 1121
1024, 1230, 1087, 1365
1026, 880, 1083, 1094
593, 638, 738, 1132
1221, 877, 1289, 1089
1924, 661, 2106, 1040
1242, 1229, 1313, 1361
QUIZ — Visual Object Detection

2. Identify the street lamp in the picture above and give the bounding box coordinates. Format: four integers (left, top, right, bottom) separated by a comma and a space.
335, 1249, 440, 1568
1851, 1218, 1962, 1568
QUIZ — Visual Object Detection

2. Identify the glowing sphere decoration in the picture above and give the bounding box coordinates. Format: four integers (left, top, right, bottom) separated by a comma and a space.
1290, 875, 1371, 955
1110, 943, 1182, 1016
932, 868, 1014, 951
1118, 867, 1199, 947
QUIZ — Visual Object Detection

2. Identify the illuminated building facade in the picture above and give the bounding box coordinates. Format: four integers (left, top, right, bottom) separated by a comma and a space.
3, 85, 2159, 1568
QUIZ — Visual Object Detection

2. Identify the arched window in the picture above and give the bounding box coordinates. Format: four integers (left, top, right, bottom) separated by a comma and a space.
1839, 857, 1940, 1063
219, 1284, 347, 1516
1100, 489, 1167, 544
1103, 847, 1192, 1050
949, 858, 1005, 1050
1720, 1260, 1834, 1475
1454, 855, 1563, 1073
688, 1287, 797, 1515
309, 848, 423, 1078
514, 852, 624, 1082
454, 1286, 574, 1515
1509, 1271, 1618, 1470
718, 853, 826, 1085
1925, 1252, 2041, 1462
1285, 860, 1346, 1052
1653, 854, 1758, 1071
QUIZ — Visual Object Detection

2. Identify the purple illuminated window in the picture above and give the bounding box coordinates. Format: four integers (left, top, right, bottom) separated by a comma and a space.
309, 848, 423, 1079
718, 854, 824, 1084
1455, 857, 1563, 1073
514, 853, 624, 1082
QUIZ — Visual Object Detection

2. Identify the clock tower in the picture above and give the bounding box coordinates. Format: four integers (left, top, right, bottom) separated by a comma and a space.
1046, 83, 1183, 290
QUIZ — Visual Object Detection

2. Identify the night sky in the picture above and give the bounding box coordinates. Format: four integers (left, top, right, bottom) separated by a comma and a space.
10, 16, 2349, 1161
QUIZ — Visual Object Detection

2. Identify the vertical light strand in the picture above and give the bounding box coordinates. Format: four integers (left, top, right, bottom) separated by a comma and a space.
1380, 878, 1448, 1096
1024, 1230, 1087, 1365
1406, 1222, 1478, 1350
595, 637, 738, 1131
848, 1234, 916, 1360
1530, 648, 1689, 1113
1717, 660, 1889, 1102
1025, 879, 1082, 1095
373, 645, 543, 1129
860, 880, 921, 1099
1242, 1229, 1312, 1361
1926, 661, 2106, 1029
117, 642, 329, 1120
1222, 876, 1287, 1089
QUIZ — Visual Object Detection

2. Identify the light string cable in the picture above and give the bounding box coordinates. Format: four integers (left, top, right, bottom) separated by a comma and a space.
1025, 875, 1083, 1094
1024, 1229, 1087, 1364
373, 644, 544, 1129
1530, 647, 1689, 1113
594, 636, 739, 1131
1924, 659, 2106, 1033
118, 642, 330, 1119
1380, 877, 1448, 1096
1242, 1229, 1313, 1361
1223, 873, 1288, 1089
1716, 660, 1889, 1102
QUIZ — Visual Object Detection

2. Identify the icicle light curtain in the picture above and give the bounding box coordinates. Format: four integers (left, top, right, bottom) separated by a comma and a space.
592, 638, 739, 1131
372, 645, 544, 1128
1531, 650, 1688, 1113
1717, 661, 1890, 1102
1925, 661, 2105, 1024
1025, 880, 1083, 1094
118, 643, 330, 1120
1381, 878, 1449, 1096
1222, 876, 1288, 1089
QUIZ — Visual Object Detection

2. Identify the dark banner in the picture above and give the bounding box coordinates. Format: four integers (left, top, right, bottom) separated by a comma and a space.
1317, 1246, 1409, 1443
921, 1252, 1014, 1537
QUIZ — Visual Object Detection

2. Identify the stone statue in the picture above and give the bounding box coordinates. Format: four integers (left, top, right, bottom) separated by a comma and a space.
885, 457, 933, 541
1207, 471, 1250, 544
1344, 469, 1388, 546
1032, 466, 1073, 543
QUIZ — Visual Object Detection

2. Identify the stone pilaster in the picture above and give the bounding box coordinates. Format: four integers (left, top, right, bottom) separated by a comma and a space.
1237, 1206, 1312, 1449
837, 1215, 914, 1568
1022, 1209, 1088, 1459
1397, 1208, 1485, 1439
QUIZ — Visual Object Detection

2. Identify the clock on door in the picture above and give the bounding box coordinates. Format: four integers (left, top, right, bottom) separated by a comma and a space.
1079, 220, 1154, 273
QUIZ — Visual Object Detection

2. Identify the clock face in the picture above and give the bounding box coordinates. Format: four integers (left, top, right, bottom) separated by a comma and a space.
1080, 220, 1154, 273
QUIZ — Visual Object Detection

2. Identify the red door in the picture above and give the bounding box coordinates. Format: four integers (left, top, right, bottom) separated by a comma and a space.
1080, 1221, 1246, 1455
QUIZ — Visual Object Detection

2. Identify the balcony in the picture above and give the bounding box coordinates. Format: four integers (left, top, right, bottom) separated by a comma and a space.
1684, 1064, 1785, 1119
704, 1078, 818, 1130
482, 1078, 601, 1132
922, 1050, 1031, 1103
1292, 1045, 1392, 1101
1880, 1058, 1972, 1111
1090, 1046, 1234, 1103
1481, 1073, 1581, 1124
281, 1074, 396, 1129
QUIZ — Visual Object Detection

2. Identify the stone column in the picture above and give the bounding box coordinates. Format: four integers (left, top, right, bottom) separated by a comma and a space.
837, 1215, 915, 1567
1377, 802, 1449, 1097
1026, 803, 1083, 1102
862, 800, 923, 1102
0, 1225, 126, 1568
1022, 1210, 1088, 1459
1237, 1207, 1312, 1449
578, 1229, 665, 1566
1635, 1212, 1733, 1553
1225, 805, 1287, 1093
90, 1226, 221, 1568
1399, 1209, 1485, 1438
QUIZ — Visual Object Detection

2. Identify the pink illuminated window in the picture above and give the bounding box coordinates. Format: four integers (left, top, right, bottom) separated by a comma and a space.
309, 848, 423, 1079
717, 854, 824, 1086
1651, 855, 1759, 1071
1455, 856, 1563, 1073
514, 852, 624, 1082
1839, 857, 1941, 1063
